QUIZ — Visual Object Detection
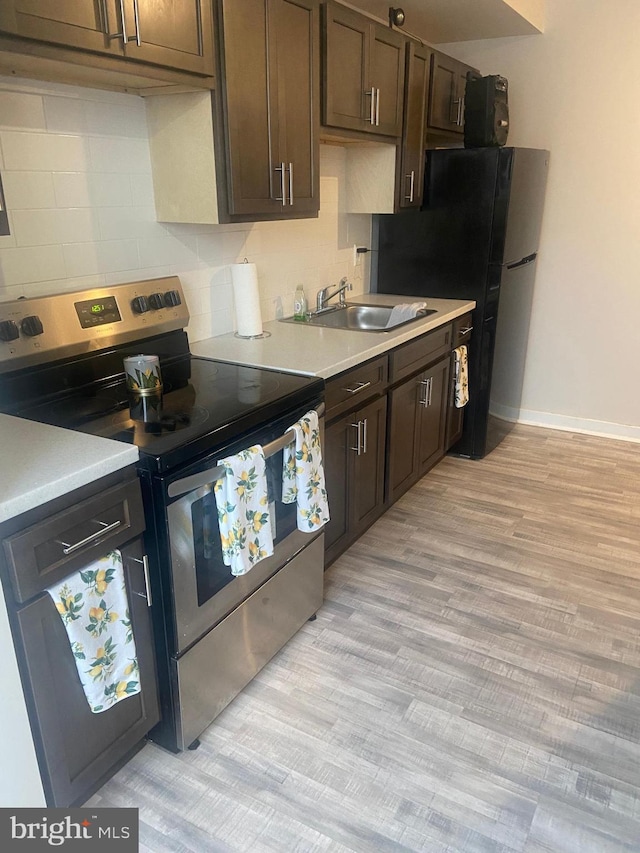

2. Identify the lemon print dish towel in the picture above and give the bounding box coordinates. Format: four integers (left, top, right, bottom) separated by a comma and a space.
283, 409, 330, 531
46, 549, 141, 714
214, 445, 274, 576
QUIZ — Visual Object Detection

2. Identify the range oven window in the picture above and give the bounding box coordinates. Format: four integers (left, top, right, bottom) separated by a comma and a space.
191, 446, 297, 606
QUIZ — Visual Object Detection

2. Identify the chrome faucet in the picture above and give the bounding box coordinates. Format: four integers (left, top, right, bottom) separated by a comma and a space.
316, 277, 353, 312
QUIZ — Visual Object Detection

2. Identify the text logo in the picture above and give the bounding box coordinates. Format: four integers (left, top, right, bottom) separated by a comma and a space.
0, 809, 138, 850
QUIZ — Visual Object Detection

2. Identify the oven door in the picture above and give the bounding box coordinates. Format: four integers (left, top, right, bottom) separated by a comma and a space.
162, 401, 324, 655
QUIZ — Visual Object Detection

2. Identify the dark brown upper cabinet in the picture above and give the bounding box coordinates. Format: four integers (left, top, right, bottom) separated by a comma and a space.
323, 1, 404, 138
398, 40, 432, 209
428, 50, 474, 137
215, 0, 319, 220
0, 0, 214, 80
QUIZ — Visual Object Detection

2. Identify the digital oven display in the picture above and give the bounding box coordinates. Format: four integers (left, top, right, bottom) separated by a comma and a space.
74, 296, 122, 328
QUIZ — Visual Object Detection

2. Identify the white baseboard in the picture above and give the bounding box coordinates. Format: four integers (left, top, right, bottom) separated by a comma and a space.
490, 402, 640, 444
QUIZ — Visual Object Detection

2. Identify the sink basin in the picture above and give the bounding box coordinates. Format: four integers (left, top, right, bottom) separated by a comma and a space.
280, 303, 437, 332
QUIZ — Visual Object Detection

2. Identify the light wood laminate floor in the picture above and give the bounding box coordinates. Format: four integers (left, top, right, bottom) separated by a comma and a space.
86, 424, 640, 852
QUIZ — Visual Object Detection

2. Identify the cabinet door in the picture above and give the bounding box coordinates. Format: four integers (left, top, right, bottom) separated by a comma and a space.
0, 0, 123, 55
398, 41, 431, 209
14, 541, 159, 806
323, 1, 369, 133
219, 0, 318, 219
416, 356, 450, 476
387, 372, 420, 504
324, 413, 351, 564
428, 52, 465, 134
271, 0, 319, 216
369, 24, 405, 137
122, 0, 214, 76
350, 395, 387, 537
219, 0, 281, 217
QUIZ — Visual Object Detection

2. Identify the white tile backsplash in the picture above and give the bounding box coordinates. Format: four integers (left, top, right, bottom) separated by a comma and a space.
0, 91, 46, 131
1, 130, 90, 172
0, 244, 66, 287
12, 208, 100, 247
52, 171, 132, 208
2, 171, 56, 209
0, 76, 371, 341
62, 239, 139, 277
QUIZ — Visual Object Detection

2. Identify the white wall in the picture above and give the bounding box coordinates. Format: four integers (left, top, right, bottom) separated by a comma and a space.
0, 77, 371, 341
440, 0, 640, 441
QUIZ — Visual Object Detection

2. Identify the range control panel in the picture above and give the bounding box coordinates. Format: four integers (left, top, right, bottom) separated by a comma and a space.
0, 276, 189, 374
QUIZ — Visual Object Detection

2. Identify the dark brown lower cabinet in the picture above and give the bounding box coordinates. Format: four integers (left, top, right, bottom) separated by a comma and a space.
387, 355, 450, 504
324, 395, 387, 565
0, 471, 159, 807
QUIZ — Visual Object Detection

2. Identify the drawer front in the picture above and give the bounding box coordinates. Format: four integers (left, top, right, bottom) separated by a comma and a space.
453, 312, 474, 347
325, 355, 388, 421
390, 323, 452, 384
3, 477, 145, 604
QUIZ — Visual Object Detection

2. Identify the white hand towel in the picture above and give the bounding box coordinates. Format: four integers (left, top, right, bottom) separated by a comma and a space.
46, 549, 141, 714
385, 301, 427, 328
282, 410, 330, 531
214, 445, 274, 575
454, 345, 470, 407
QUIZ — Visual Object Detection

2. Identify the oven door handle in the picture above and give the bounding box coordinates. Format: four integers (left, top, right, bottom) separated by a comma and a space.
167, 402, 325, 499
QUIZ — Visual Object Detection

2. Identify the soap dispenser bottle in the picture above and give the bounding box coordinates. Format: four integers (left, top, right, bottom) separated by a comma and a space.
293, 284, 308, 321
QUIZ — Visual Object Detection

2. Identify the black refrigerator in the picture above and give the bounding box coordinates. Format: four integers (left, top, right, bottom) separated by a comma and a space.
373, 146, 549, 459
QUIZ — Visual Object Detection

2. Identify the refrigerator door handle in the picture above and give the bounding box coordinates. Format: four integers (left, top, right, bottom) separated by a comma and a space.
506, 252, 537, 270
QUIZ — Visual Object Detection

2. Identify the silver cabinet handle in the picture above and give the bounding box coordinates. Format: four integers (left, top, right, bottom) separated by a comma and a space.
132, 555, 152, 607
105, 0, 129, 43
343, 380, 371, 396
375, 87, 380, 126
453, 96, 464, 126
459, 326, 474, 335
287, 162, 294, 207
274, 162, 287, 205
405, 170, 415, 202
351, 421, 362, 455
56, 519, 122, 555
132, 0, 142, 46
362, 418, 368, 454
419, 377, 433, 407
418, 377, 429, 407
365, 88, 376, 125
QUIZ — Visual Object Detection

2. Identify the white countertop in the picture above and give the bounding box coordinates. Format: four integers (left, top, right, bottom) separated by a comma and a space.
0, 414, 139, 524
192, 295, 476, 378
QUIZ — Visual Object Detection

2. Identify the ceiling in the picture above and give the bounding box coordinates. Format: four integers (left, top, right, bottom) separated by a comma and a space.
345, 0, 544, 44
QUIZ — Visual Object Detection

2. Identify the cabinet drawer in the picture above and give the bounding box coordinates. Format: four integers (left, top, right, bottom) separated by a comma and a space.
390, 323, 452, 384
3, 476, 145, 604
325, 355, 388, 421
453, 312, 474, 347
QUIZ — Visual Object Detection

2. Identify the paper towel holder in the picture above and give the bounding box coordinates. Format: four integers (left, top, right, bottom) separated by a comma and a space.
234, 330, 272, 340
231, 257, 271, 341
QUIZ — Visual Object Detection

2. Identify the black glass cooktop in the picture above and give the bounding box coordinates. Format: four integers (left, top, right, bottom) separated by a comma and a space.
15, 356, 324, 474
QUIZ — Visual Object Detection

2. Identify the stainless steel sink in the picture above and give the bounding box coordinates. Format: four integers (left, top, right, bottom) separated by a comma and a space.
280, 303, 436, 332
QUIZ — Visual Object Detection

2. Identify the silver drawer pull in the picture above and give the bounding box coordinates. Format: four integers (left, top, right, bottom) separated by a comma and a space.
56, 519, 121, 555
459, 326, 473, 335
343, 380, 371, 395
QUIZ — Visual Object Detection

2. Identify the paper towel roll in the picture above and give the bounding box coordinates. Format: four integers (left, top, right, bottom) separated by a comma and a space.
231, 262, 263, 337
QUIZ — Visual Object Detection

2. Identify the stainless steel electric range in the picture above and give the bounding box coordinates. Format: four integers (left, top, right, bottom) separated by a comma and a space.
0, 277, 325, 752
